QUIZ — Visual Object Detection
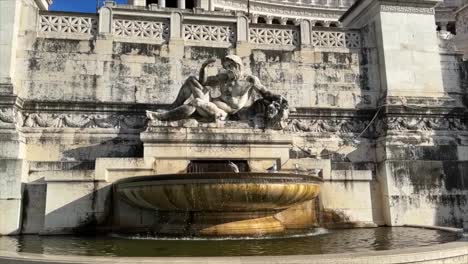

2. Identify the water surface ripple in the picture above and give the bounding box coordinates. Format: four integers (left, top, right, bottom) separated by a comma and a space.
0, 227, 458, 257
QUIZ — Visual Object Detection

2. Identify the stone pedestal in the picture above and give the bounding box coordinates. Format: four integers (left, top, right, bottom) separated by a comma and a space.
341, 0, 446, 97
141, 124, 293, 171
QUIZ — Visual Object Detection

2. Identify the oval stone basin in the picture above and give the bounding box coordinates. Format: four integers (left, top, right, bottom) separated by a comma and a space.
114, 172, 322, 236
115, 172, 322, 212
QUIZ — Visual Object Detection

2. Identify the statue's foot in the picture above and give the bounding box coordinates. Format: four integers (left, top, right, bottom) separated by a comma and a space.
146, 110, 167, 121
215, 111, 228, 121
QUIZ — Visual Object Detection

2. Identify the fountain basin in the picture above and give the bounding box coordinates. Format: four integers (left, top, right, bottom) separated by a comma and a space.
114, 173, 322, 236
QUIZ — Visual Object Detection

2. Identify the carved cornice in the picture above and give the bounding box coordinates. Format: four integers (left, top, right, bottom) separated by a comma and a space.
380, 4, 435, 15
214, 0, 346, 20
376, 115, 467, 132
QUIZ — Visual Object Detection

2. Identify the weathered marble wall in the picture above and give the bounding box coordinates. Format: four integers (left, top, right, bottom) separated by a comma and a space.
13, 38, 377, 109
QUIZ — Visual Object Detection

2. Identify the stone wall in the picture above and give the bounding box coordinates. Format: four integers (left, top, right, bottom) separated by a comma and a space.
13, 38, 375, 109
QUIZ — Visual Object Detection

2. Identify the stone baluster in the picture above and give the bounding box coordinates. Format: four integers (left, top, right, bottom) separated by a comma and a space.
98, 2, 113, 34
322, 21, 331, 27
158, 0, 166, 8
300, 20, 311, 46
265, 16, 273, 24
236, 15, 251, 57
280, 17, 289, 25
168, 12, 184, 58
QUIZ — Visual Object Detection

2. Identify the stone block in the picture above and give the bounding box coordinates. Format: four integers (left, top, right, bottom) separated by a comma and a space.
0, 199, 22, 235
95, 158, 155, 182
43, 182, 111, 234
0, 159, 25, 199
21, 184, 46, 234
320, 180, 374, 225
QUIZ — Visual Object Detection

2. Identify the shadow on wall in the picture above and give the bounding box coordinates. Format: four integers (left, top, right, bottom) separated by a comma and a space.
62, 127, 145, 161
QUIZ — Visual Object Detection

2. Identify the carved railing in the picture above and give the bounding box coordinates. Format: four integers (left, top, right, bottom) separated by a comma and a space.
249, 25, 300, 48
38, 13, 97, 36
113, 18, 169, 42
183, 23, 236, 45
36, 8, 362, 51
311, 30, 361, 48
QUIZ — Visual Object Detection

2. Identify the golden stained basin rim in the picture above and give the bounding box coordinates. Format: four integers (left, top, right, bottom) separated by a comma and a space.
115, 172, 322, 212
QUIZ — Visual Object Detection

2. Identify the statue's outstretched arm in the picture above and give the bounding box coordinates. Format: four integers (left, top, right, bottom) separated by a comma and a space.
199, 58, 217, 84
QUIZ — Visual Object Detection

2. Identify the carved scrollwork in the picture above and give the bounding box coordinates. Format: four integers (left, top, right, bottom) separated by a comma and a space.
285, 118, 371, 135
379, 116, 467, 132
20, 113, 146, 130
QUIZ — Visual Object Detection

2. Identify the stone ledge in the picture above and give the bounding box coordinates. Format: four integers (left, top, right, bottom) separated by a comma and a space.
0, 238, 467, 263
326, 170, 373, 181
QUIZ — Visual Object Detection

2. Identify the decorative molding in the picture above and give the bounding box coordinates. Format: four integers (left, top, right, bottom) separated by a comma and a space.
380, 5, 435, 15
113, 19, 169, 41
19, 113, 146, 130
377, 116, 466, 132
0, 108, 15, 128
249, 26, 299, 46
286, 118, 371, 135
311, 30, 361, 48
39, 14, 97, 34
183, 24, 236, 43
214, 0, 346, 20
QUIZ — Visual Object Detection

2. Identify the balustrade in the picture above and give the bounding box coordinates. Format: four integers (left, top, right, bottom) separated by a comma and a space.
39, 13, 97, 35
38, 8, 361, 50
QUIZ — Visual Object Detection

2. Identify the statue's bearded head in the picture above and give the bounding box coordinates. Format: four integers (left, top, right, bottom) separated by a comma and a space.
222, 55, 243, 80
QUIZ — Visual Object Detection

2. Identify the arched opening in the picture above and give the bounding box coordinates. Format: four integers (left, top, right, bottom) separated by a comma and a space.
185, 0, 195, 9
314, 22, 324, 27
286, 20, 295, 26
258, 17, 266, 24
272, 18, 281, 25
166, 1, 177, 8
329, 22, 338, 28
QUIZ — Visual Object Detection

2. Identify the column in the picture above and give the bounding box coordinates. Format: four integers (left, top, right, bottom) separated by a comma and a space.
128, 0, 146, 6
265, 16, 273, 24
198, 0, 209, 10
178, 0, 186, 9
280, 17, 289, 25
159, 0, 166, 8
439, 21, 448, 31
250, 14, 259, 24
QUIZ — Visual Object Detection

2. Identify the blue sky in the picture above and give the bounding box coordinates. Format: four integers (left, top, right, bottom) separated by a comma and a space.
50, 0, 128, 13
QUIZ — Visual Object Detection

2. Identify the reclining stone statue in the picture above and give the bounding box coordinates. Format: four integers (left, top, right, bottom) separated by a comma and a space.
147, 55, 289, 129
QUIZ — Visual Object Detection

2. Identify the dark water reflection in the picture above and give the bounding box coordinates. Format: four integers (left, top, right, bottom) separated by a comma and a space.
0, 227, 458, 257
